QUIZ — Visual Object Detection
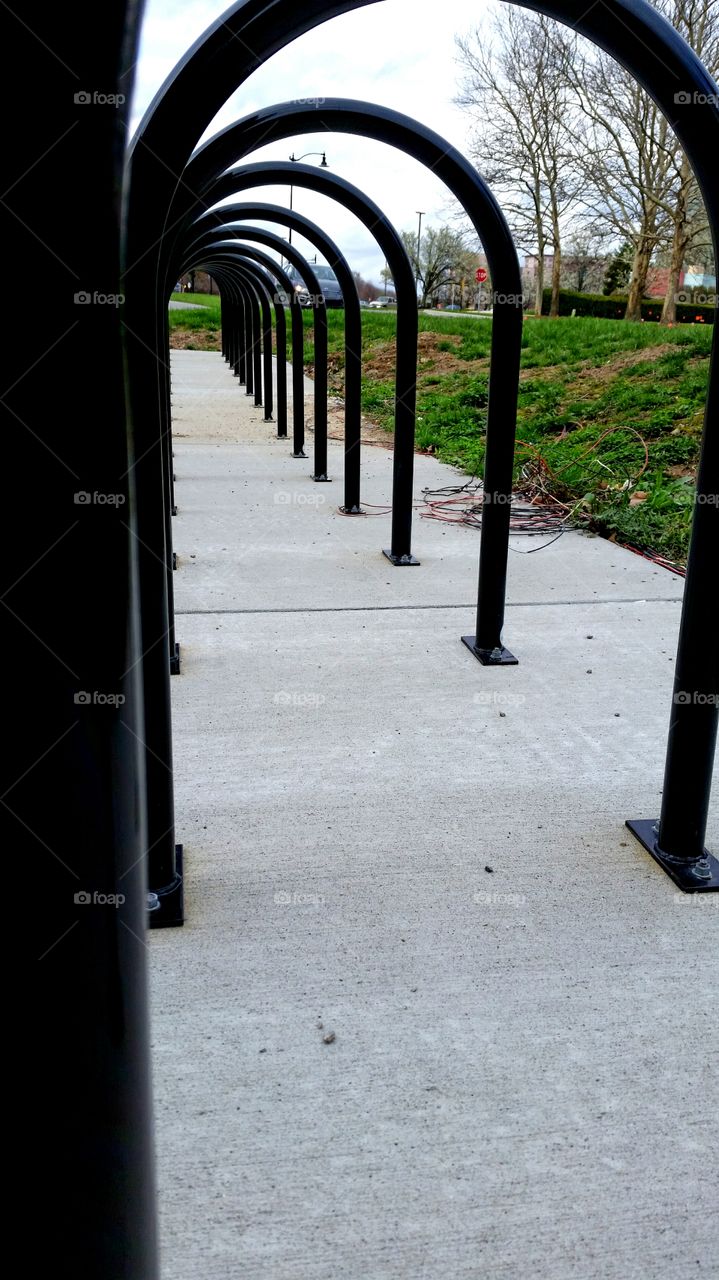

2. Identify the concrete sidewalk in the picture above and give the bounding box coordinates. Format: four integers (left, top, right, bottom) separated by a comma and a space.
152, 351, 717, 1280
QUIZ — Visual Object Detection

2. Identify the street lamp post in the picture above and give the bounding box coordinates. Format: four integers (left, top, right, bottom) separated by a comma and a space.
288, 151, 328, 250
415, 210, 425, 302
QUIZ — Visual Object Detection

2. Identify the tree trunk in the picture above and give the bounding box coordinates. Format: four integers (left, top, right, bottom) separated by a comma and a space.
549, 251, 561, 316
533, 241, 545, 316
660, 230, 687, 326
625, 235, 652, 321
549, 201, 562, 317
661, 158, 691, 326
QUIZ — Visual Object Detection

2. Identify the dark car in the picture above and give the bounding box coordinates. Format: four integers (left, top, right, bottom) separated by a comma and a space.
287, 264, 344, 308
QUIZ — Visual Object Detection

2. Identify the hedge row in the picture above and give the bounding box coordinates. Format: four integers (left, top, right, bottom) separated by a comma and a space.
540, 288, 715, 324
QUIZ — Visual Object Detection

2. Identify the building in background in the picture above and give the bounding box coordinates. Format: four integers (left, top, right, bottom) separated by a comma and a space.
178, 271, 217, 294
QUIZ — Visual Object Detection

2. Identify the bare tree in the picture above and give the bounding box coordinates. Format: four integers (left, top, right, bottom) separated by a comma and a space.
565, 0, 717, 321
456, 10, 579, 316
455, 0, 717, 323
565, 49, 675, 319
562, 231, 610, 293
401, 225, 472, 308
352, 271, 380, 303
660, 0, 718, 322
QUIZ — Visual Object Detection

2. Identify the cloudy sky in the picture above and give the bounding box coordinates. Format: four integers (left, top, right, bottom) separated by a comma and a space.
131, 0, 502, 283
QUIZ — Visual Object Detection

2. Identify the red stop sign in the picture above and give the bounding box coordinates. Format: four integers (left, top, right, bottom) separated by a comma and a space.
475, 267, 488, 283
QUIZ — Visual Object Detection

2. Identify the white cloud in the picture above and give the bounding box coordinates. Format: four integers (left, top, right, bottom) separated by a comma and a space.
131, 0, 498, 283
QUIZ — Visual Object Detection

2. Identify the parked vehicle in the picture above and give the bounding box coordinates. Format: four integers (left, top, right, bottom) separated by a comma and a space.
369, 296, 396, 308
287, 264, 344, 307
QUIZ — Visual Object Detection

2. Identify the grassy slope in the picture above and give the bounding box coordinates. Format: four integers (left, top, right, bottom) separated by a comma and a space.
169, 297, 712, 563
169, 292, 221, 321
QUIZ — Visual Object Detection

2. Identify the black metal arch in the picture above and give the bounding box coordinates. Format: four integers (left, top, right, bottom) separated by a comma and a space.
172, 103, 527, 603
217, 267, 264, 400
227, 260, 280, 420
206, 246, 303, 442
126, 0, 718, 886
191, 233, 323, 455
21, 3, 719, 1274
216, 259, 275, 417
183, 253, 291, 442
186, 224, 329, 473
185, 201, 368, 515
182, 203, 363, 503
175, 105, 525, 630
184, 261, 264, 397
229, 261, 289, 426
208, 264, 257, 391
214, 253, 291, 425
188, 178, 418, 563
176, 256, 287, 438
128, 2, 719, 205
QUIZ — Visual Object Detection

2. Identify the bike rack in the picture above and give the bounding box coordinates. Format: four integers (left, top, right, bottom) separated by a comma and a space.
181, 205, 364, 510
18, 0, 717, 1275
126, 0, 718, 896
186, 188, 416, 525
214, 249, 300, 440
179, 104, 526, 606
181, 221, 355, 478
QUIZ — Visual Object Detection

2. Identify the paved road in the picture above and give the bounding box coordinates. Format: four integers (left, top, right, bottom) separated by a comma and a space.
421, 307, 492, 318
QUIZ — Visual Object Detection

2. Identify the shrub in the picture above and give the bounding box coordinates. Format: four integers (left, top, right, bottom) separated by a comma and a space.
541, 289, 714, 324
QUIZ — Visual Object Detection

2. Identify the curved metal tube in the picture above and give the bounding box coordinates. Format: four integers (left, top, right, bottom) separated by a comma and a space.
186, 225, 332, 476
169, 101, 525, 617
188, 227, 327, 473
184, 229, 328, 461
215, 247, 300, 438
186, 208, 363, 508
187, 188, 417, 561
126, 0, 719, 880
183, 257, 287, 432
177, 181, 364, 510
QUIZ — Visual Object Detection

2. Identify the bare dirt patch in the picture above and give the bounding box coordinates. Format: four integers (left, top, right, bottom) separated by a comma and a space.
581, 343, 677, 383
324, 399, 391, 450
170, 329, 221, 351
517, 342, 681, 389
312, 333, 482, 395
362, 331, 471, 380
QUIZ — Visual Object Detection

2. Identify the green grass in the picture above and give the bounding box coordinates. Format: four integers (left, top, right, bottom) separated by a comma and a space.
169, 298, 712, 563
169, 292, 222, 331
311, 311, 712, 564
